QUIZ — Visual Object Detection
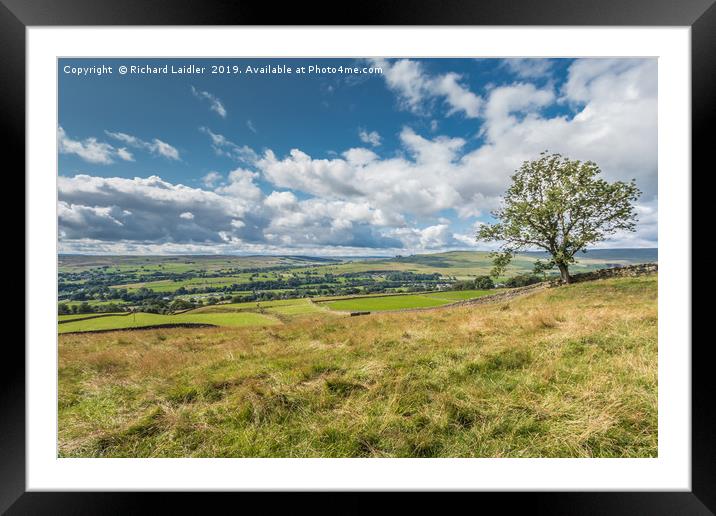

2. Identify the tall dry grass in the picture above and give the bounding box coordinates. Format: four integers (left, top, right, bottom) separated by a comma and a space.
59, 275, 657, 457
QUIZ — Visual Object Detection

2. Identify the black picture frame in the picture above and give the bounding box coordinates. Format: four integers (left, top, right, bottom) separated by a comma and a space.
3, 0, 710, 512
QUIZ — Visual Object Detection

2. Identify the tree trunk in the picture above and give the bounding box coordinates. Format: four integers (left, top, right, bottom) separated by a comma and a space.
557, 263, 571, 284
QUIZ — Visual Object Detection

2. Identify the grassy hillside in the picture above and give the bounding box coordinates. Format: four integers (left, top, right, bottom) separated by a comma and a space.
58, 274, 657, 458
58, 254, 337, 273
58, 311, 280, 333
57, 290, 504, 334
59, 298, 335, 333
322, 289, 495, 312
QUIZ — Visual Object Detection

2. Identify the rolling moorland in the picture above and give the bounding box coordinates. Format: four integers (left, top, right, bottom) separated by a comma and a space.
58, 273, 657, 457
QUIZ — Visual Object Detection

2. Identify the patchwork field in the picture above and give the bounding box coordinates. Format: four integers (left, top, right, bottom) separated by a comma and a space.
58, 290, 499, 333
186, 298, 309, 312
58, 274, 658, 458
58, 311, 280, 334
59, 250, 658, 302
59, 313, 125, 322
113, 274, 281, 293
322, 289, 495, 312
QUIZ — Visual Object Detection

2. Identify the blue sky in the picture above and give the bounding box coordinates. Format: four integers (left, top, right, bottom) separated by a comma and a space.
58, 57, 657, 255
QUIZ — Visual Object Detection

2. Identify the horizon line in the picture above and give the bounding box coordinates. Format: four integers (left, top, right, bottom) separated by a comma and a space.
58, 247, 658, 258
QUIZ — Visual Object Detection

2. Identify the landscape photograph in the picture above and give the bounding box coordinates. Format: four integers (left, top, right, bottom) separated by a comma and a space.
58, 57, 658, 458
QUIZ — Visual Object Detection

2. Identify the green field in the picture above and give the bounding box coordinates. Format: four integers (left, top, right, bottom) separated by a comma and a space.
265, 302, 325, 316
190, 298, 325, 317
189, 298, 308, 312
61, 300, 131, 309
323, 290, 495, 312
422, 289, 496, 301
113, 273, 274, 293
57, 291, 499, 333
58, 313, 126, 322
58, 274, 658, 458
58, 311, 280, 334
57, 297, 327, 333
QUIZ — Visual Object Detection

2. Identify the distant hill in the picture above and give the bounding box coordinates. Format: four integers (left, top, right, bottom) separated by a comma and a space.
382, 249, 657, 277
58, 249, 656, 277
58, 254, 341, 269
520, 248, 657, 263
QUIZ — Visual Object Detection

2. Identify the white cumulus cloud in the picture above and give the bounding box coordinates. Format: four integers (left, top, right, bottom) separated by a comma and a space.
372, 58, 482, 118
502, 58, 554, 79
58, 126, 134, 164
202, 171, 222, 188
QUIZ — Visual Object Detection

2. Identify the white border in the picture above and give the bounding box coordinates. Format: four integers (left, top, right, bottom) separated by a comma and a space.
27, 27, 691, 491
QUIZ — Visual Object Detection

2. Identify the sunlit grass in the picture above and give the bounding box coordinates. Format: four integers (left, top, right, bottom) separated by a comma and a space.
324, 294, 451, 312
58, 275, 657, 458
58, 311, 280, 333
422, 289, 497, 301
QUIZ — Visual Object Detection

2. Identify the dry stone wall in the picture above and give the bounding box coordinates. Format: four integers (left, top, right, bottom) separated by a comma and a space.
548, 262, 658, 286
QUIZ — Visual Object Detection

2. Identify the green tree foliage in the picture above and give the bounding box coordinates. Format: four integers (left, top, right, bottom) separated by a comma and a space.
169, 298, 194, 312
474, 275, 495, 289
476, 152, 641, 283
489, 251, 514, 279
532, 259, 554, 279
504, 274, 543, 288
78, 302, 93, 314
452, 275, 495, 291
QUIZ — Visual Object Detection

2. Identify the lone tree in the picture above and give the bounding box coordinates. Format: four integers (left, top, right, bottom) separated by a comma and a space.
476, 152, 641, 283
